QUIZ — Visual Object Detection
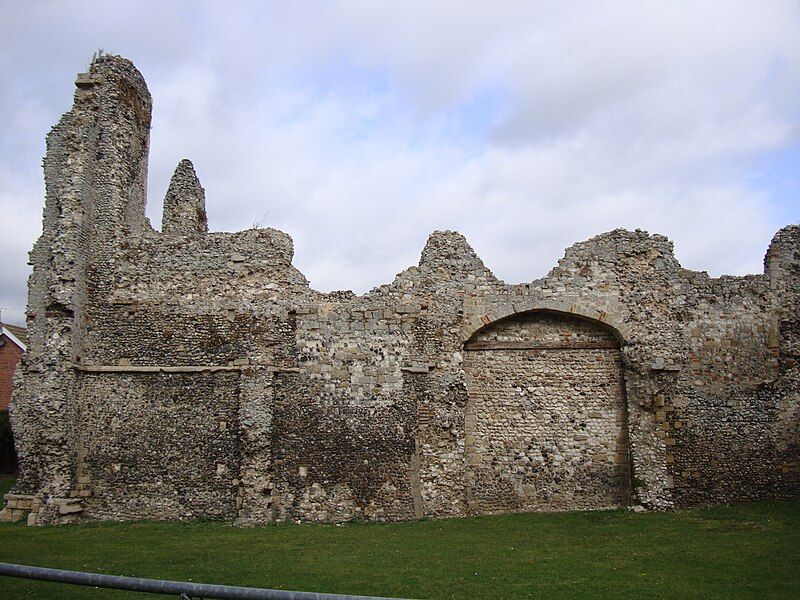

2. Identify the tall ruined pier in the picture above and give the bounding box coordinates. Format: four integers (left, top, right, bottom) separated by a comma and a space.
2, 55, 798, 525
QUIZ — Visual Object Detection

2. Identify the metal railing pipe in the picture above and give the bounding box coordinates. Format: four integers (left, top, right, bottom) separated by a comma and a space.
0, 562, 409, 600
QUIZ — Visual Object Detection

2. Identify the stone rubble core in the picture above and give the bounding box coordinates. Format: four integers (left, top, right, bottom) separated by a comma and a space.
1, 55, 798, 526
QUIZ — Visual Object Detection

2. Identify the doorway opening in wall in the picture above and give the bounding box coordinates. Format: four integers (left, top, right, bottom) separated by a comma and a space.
463, 309, 631, 514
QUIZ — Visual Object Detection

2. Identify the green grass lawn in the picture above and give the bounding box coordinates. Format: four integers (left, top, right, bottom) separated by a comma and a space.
0, 477, 797, 599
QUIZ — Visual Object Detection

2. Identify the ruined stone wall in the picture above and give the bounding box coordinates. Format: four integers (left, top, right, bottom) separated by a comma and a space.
77, 372, 241, 521
1, 55, 797, 526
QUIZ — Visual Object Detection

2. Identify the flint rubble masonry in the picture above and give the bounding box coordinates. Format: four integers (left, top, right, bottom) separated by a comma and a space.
2, 55, 798, 526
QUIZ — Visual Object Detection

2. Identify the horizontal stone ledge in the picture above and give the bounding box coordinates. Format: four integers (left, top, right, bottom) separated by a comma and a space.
73, 364, 302, 374
464, 341, 619, 351
74, 365, 244, 373
3, 494, 36, 501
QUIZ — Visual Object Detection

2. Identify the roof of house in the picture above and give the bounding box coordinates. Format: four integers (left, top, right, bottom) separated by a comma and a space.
1, 323, 28, 350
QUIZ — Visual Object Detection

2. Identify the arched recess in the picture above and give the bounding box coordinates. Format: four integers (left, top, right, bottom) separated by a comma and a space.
460, 298, 632, 345
463, 309, 631, 513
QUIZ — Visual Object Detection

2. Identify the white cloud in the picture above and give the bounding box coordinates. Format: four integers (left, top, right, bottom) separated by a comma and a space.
0, 0, 798, 318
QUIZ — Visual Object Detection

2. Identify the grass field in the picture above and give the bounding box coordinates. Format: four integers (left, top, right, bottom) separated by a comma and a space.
0, 476, 797, 599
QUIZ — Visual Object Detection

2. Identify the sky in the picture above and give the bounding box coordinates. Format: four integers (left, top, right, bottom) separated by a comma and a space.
1, 1, 799, 327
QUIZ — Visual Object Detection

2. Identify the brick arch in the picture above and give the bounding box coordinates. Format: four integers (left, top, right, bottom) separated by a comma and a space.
461, 299, 630, 345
